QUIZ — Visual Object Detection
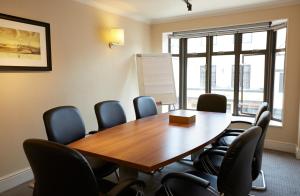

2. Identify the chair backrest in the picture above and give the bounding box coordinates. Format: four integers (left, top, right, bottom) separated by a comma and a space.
218, 126, 261, 196
23, 139, 99, 196
252, 111, 271, 180
43, 106, 86, 145
253, 102, 269, 125
133, 96, 158, 119
94, 100, 127, 131
196, 94, 227, 113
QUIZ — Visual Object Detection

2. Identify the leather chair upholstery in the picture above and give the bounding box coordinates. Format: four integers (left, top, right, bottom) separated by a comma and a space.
94, 100, 127, 131
216, 102, 268, 146
253, 102, 269, 126
43, 106, 118, 180
43, 106, 85, 145
133, 96, 158, 119
197, 94, 227, 113
23, 139, 145, 196
194, 111, 271, 182
156, 126, 262, 196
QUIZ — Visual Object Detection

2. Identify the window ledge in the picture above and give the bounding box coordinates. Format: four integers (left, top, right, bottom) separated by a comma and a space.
231, 116, 282, 128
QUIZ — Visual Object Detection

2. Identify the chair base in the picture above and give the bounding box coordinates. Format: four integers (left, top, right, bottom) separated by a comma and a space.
252, 170, 266, 191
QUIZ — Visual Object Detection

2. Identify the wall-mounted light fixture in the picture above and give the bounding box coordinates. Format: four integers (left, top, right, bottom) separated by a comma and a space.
109, 28, 124, 48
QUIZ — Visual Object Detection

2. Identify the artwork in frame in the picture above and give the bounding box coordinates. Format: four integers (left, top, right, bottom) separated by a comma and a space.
0, 13, 51, 71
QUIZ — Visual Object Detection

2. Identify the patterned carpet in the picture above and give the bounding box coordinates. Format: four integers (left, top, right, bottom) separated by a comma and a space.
1, 150, 300, 196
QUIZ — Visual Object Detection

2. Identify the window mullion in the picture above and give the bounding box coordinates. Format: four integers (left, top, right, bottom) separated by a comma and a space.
180, 38, 187, 109
233, 33, 242, 115
206, 36, 212, 93
266, 30, 277, 116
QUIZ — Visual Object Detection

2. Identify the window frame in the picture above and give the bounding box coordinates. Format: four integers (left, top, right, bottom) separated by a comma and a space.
168, 24, 287, 121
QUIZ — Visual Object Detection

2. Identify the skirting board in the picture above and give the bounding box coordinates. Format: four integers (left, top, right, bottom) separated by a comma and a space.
0, 167, 33, 193
264, 139, 297, 154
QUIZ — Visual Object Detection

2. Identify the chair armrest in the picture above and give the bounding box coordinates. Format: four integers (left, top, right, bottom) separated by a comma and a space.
214, 146, 229, 151
206, 149, 227, 156
162, 172, 210, 188
106, 179, 145, 196
231, 120, 252, 125
221, 132, 241, 137
225, 128, 245, 133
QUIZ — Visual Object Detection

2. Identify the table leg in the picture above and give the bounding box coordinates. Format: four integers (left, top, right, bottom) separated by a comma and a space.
119, 166, 139, 181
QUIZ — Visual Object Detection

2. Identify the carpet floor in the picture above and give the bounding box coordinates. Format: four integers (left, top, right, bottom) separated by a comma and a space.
1, 149, 300, 196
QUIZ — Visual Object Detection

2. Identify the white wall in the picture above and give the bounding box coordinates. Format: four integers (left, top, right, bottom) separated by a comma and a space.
0, 0, 150, 183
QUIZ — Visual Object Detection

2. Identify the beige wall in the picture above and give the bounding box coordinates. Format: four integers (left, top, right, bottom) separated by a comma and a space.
151, 5, 300, 146
0, 0, 150, 177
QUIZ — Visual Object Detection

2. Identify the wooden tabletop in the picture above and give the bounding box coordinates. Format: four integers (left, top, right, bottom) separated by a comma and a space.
69, 110, 231, 172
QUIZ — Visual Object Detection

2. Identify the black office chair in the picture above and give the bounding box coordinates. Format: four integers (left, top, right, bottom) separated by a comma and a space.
133, 96, 158, 120
216, 102, 269, 146
184, 93, 226, 162
43, 106, 118, 181
194, 111, 271, 191
94, 100, 127, 131
197, 94, 227, 113
156, 126, 262, 196
23, 139, 144, 196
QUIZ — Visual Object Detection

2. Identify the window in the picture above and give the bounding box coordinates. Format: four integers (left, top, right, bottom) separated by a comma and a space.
239, 55, 265, 115
240, 64, 251, 89
242, 31, 267, 50
211, 55, 235, 113
188, 37, 206, 53
165, 22, 287, 121
272, 28, 287, 120
211, 65, 216, 88
200, 65, 206, 88
213, 35, 234, 52
187, 57, 206, 109
279, 73, 283, 93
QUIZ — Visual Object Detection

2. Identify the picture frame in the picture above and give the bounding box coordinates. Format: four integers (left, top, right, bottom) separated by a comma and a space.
0, 13, 52, 71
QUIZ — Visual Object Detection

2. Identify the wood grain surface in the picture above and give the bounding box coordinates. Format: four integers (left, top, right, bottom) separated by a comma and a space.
69, 110, 231, 172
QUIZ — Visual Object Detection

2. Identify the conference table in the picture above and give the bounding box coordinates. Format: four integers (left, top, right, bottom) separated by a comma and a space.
69, 110, 231, 180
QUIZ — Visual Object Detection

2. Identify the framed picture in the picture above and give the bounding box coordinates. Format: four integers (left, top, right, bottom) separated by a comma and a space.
0, 13, 51, 71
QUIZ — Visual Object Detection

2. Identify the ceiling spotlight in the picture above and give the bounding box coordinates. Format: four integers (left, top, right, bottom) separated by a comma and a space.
183, 0, 192, 11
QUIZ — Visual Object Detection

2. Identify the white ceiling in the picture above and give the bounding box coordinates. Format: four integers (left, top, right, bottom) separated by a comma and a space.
75, 0, 300, 23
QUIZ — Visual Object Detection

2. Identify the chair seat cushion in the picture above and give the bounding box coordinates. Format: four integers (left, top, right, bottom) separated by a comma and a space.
193, 150, 224, 175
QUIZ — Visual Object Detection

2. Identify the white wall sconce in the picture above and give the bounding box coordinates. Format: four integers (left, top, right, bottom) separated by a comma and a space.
109, 28, 124, 48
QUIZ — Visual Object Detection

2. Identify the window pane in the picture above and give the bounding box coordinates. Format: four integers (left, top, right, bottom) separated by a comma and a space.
187, 57, 206, 109
242, 31, 267, 50
239, 55, 265, 115
273, 52, 285, 120
213, 35, 234, 52
187, 37, 206, 53
211, 55, 235, 113
162, 32, 171, 53
170, 38, 179, 54
172, 57, 180, 109
276, 28, 287, 49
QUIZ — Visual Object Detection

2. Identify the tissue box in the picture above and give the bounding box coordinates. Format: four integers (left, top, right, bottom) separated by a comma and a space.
169, 113, 196, 124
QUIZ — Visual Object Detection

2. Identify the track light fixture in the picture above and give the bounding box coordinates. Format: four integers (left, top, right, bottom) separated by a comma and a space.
183, 0, 192, 11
